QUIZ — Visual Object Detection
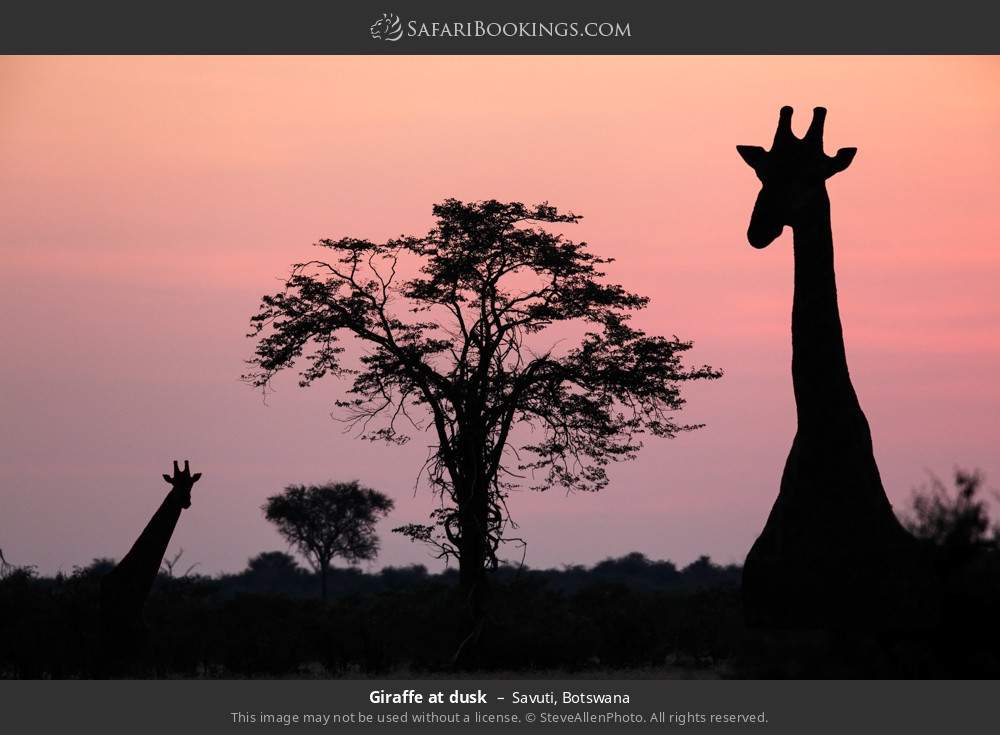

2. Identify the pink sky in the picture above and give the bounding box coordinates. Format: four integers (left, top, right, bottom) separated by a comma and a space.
1, 56, 998, 575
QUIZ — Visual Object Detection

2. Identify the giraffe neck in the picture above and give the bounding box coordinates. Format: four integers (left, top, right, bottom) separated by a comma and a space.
790, 190, 865, 433
104, 487, 186, 614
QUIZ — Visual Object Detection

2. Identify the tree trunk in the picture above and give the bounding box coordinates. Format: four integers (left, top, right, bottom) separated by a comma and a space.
454, 478, 490, 667
320, 562, 328, 601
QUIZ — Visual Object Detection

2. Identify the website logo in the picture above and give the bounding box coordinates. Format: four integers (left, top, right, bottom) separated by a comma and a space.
370, 13, 403, 42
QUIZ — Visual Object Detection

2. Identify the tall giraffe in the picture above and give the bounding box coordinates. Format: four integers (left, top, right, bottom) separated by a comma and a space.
100, 460, 202, 665
736, 107, 936, 630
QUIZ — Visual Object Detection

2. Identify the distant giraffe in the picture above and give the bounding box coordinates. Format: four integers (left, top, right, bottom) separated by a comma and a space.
100, 460, 202, 666
736, 107, 936, 630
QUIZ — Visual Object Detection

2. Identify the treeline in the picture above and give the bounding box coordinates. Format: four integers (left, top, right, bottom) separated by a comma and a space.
3, 470, 1000, 679
196, 550, 740, 600
5, 544, 1000, 678
0, 552, 741, 678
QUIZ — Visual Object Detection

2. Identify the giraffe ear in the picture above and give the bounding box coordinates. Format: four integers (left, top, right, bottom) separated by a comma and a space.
737, 145, 767, 172
163, 474, 173, 484
192, 473, 202, 482
826, 147, 857, 177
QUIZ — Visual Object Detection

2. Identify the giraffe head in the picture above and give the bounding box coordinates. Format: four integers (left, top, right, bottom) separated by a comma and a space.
162, 460, 202, 509
736, 106, 857, 249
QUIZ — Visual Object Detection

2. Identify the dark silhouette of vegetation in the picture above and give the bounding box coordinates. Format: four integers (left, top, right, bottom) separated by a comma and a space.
245, 199, 720, 653
903, 469, 999, 567
160, 548, 200, 579
0, 551, 743, 679
263, 481, 393, 600
5, 465, 1000, 680
0, 549, 36, 580
232, 551, 314, 597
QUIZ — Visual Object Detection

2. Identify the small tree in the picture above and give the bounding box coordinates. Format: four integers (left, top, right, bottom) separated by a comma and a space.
243, 551, 308, 596
904, 469, 999, 566
246, 199, 721, 639
262, 481, 394, 600
246, 550, 302, 576
0, 548, 36, 580
160, 548, 200, 579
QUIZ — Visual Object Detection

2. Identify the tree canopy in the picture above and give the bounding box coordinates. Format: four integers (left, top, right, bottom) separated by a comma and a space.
246, 199, 720, 620
262, 481, 394, 599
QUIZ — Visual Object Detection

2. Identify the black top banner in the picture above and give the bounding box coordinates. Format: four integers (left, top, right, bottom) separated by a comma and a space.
2, 0, 999, 54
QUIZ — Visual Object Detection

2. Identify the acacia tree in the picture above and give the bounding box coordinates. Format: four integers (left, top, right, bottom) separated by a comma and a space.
262, 481, 394, 600
246, 199, 720, 634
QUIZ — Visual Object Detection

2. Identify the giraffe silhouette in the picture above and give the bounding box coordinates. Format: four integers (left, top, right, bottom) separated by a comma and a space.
736, 107, 937, 630
100, 460, 202, 668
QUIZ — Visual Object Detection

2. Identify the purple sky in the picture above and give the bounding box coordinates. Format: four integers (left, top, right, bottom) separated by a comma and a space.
1, 56, 998, 575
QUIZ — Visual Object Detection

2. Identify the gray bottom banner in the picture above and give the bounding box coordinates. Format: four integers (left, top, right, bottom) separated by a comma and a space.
0, 680, 992, 734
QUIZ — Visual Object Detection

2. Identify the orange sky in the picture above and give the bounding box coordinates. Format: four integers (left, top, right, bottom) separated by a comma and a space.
1, 56, 998, 574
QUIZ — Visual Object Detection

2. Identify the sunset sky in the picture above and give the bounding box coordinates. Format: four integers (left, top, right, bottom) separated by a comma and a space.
1, 56, 998, 575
